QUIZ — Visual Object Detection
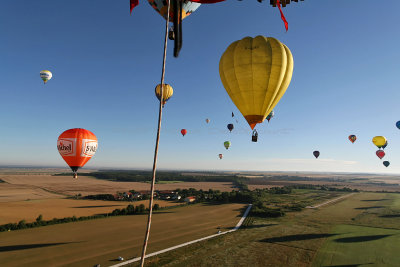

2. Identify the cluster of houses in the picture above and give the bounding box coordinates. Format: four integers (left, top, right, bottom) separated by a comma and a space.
113, 190, 196, 203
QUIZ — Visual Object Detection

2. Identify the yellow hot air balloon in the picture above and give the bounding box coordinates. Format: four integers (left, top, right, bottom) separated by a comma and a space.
155, 84, 173, 107
219, 36, 293, 129
372, 136, 387, 149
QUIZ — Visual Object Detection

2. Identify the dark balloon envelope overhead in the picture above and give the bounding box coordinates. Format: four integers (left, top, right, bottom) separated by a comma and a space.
227, 124, 234, 132
376, 150, 385, 160
348, 135, 357, 143
383, 161, 390, 167
382, 141, 388, 150
313, 151, 320, 159
396, 121, 400, 129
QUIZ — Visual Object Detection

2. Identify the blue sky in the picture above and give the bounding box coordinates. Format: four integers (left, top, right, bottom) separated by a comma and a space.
1, 0, 400, 173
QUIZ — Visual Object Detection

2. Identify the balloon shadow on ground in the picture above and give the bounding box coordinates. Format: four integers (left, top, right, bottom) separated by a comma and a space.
0, 241, 82, 252
322, 263, 374, 267
201, 203, 227, 206
241, 223, 278, 229
152, 211, 176, 214
334, 234, 393, 243
361, 199, 389, 202
379, 214, 400, 218
73, 205, 122, 208
260, 233, 337, 243
354, 206, 384, 210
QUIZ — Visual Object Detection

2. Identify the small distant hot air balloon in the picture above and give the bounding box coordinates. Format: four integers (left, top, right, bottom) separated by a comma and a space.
348, 135, 357, 143
376, 150, 385, 160
313, 151, 320, 159
57, 128, 98, 179
40, 70, 52, 84
218, 154, 223, 160
396, 121, 400, 130
266, 110, 274, 123
205, 119, 210, 124
227, 124, 234, 132
382, 141, 388, 150
155, 84, 173, 107
224, 141, 231, 150
383, 161, 390, 167
372, 136, 387, 149
181, 129, 187, 137
232, 112, 234, 118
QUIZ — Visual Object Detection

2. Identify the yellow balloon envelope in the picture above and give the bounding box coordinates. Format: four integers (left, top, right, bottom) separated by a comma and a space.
219, 36, 293, 129
155, 84, 173, 107
372, 136, 387, 149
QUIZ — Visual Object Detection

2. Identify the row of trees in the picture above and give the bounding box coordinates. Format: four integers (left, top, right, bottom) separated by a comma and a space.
0, 203, 159, 232
54, 171, 249, 185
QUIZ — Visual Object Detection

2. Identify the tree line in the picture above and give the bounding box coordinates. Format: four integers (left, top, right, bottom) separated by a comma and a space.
0, 203, 163, 232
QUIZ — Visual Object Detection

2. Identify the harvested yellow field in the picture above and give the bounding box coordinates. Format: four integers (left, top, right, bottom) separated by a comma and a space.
0, 183, 61, 202
0, 203, 246, 267
0, 174, 234, 201
0, 198, 177, 224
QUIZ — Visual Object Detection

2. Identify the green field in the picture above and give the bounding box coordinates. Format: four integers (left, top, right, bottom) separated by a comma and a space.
312, 225, 400, 266
137, 192, 400, 267
312, 193, 400, 267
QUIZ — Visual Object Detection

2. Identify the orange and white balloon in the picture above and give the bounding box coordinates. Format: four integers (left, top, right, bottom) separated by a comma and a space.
57, 128, 98, 178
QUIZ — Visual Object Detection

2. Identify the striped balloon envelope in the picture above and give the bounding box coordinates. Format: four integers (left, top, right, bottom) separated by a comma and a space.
147, 0, 200, 20
57, 128, 98, 178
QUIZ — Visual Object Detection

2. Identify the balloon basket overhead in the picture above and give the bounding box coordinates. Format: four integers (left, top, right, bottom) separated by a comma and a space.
252, 130, 258, 142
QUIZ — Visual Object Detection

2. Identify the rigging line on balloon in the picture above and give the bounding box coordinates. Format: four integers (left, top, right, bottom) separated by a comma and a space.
140, 1, 171, 266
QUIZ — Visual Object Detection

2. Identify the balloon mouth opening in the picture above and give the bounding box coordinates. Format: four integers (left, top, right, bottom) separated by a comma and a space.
244, 115, 264, 130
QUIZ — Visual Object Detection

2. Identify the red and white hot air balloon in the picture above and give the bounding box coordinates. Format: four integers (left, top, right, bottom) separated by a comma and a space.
57, 128, 98, 178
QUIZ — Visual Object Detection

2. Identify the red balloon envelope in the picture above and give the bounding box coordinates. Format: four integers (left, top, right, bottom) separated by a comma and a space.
376, 150, 385, 160
57, 128, 98, 178
181, 129, 187, 136
348, 135, 357, 143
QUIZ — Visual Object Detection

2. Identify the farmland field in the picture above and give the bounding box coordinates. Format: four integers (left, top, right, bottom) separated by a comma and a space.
0, 174, 235, 200
2, 169, 400, 267
0, 203, 246, 267
0, 198, 177, 224
138, 192, 400, 267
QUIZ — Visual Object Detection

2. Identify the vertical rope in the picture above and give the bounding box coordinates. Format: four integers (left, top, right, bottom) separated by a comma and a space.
139, 1, 171, 266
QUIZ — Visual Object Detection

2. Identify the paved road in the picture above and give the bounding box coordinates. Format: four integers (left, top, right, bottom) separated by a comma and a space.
306, 193, 355, 209
109, 204, 253, 267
